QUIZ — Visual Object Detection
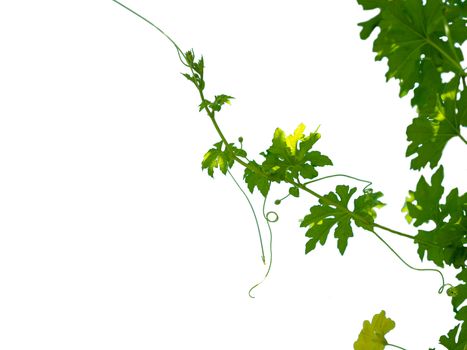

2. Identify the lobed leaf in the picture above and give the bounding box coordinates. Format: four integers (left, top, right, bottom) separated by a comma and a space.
439, 268, 467, 349
358, 0, 467, 169
357, 0, 465, 96
301, 185, 384, 255
404, 166, 467, 268
354, 310, 396, 350
406, 74, 464, 170
260, 124, 332, 183
243, 161, 271, 197
202, 141, 246, 177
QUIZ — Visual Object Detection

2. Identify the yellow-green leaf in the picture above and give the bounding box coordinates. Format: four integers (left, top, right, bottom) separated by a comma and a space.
354, 311, 396, 350
285, 123, 306, 155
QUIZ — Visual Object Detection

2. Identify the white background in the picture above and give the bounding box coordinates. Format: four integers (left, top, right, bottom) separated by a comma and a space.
0, 1, 465, 349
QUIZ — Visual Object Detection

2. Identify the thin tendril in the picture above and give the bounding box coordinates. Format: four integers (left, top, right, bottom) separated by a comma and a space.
227, 170, 266, 264
371, 230, 448, 294
249, 182, 277, 298
112, 0, 450, 302
112, 0, 189, 67
304, 174, 373, 192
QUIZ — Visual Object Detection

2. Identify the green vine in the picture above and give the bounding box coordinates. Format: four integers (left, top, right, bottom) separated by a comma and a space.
113, 0, 466, 348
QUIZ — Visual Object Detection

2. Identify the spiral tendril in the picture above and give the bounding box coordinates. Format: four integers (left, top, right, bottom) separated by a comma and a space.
266, 211, 279, 223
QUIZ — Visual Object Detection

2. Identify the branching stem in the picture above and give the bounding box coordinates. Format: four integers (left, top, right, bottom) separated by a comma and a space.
112, 0, 446, 254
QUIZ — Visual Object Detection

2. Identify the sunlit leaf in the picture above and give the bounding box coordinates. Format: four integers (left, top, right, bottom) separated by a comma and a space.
354, 310, 396, 350
202, 141, 246, 177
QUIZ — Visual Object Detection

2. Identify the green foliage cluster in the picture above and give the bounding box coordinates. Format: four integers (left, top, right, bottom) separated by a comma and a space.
358, 0, 466, 347
244, 124, 332, 195
404, 166, 467, 269
114, 0, 466, 348
358, 0, 466, 169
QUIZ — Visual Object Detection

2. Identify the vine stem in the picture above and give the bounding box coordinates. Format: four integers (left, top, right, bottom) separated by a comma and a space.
112, 0, 444, 250
210, 116, 449, 248
372, 223, 416, 241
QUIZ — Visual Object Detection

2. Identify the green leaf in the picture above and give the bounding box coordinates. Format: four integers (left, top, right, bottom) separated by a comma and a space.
199, 99, 212, 112
354, 310, 396, 350
289, 186, 300, 198
210, 94, 234, 112
243, 161, 271, 197
358, 0, 466, 169
406, 75, 464, 170
456, 306, 467, 323
439, 267, 467, 350
439, 324, 464, 350
404, 166, 467, 268
404, 166, 445, 226
353, 189, 385, 230
460, 89, 467, 128
415, 225, 467, 268
301, 185, 355, 255
184, 49, 195, 65
357, 0, 464, 97
192, 56, 204, 77
301, 185, 383, 255
259, 124, 332, 183
410, 60, 442, 117
182, 49, 206, 91
202, 141, 246, 177
452, 268, 467, 312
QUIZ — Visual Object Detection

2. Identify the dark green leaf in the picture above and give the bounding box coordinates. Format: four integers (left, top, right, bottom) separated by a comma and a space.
184, 49, 195, 65
452, 276, 467, 312
289, 187, 299, 198
301, 185, 383, 255
243, 161, 271, 197
357, 0, 464, 97
353, 189, 385, 230
357, 0, 466, 169
182, 73, 195, 83
199, 100, 211, 112
439, 323, 465, 350
404, 166, 445, 226
406, 76, 463, 170
404, 166, 467, 268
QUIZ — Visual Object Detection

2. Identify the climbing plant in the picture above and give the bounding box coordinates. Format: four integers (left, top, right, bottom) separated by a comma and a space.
113, 0, 466, 348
